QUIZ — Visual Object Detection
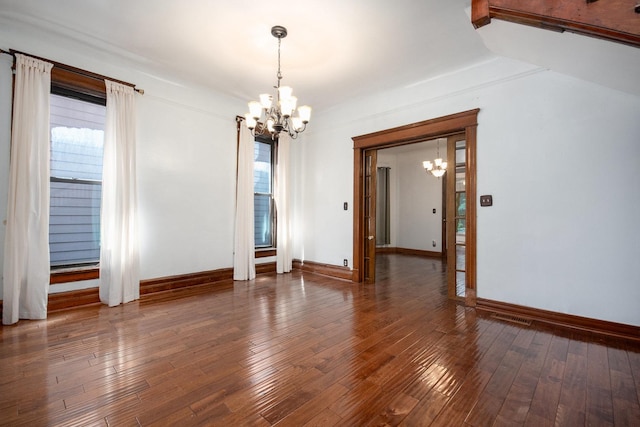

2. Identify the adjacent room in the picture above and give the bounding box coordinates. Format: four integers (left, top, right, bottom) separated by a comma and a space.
1, 0, 639, 425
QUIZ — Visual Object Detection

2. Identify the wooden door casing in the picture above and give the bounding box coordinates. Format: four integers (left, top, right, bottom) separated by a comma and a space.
363, 150, 377, 283
352, 109, 478, 307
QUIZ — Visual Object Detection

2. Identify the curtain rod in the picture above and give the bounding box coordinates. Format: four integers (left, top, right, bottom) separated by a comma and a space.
0, 48, 144, 94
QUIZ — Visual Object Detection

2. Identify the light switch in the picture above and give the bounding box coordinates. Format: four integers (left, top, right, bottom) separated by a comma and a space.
480, 195, 493, 207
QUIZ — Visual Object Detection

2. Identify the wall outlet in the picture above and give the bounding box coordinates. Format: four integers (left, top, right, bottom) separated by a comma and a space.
432, 240, 436, 247
343, 259, 348, 267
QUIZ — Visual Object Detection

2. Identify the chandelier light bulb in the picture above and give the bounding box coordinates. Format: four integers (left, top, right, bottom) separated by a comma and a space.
244, 114, 257, 130
248, 101, 262, 119
278, 86, 293, 100
280, 96, 297, 117
298, 105, 311, 123
259, 94, 272, 109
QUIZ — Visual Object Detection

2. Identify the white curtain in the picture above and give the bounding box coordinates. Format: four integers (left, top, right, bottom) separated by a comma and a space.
276, 133, 292, 273
99, 80, 140, 306
233, 124, 255, 280
2, 54, 53, 325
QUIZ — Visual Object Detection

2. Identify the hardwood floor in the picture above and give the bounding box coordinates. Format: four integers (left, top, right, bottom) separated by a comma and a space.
1, 254, 639, 426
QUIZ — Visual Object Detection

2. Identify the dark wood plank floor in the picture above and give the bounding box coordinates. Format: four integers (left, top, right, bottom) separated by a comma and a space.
1, 254, 639, 426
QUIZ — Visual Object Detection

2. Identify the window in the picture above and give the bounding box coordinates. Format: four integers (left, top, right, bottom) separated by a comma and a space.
254, 136, 276, 248
49, 91, 106, 268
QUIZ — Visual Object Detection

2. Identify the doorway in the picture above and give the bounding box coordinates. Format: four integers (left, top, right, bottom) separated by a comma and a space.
374, 140, 447, 257
352, 109, 479, 306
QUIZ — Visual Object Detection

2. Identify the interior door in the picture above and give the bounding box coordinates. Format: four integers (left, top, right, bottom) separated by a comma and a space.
363, 149, 377, 283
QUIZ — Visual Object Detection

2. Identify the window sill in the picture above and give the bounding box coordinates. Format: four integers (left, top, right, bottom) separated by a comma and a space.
50, 266, 99, 284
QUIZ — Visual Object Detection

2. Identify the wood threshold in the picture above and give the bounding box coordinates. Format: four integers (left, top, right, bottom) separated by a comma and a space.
376, 247, 443, 258
477, 297, 640, 343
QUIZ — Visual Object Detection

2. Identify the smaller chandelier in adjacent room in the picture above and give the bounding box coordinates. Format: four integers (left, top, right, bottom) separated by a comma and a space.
423, 139, 447, 178
244, 25, 311, 139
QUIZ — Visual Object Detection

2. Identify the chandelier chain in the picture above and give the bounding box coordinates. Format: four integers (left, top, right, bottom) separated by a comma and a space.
276, 37, 282, 85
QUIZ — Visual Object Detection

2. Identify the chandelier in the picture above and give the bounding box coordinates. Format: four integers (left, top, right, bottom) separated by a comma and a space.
244, 25, 311, 139
423, 139, 447, 178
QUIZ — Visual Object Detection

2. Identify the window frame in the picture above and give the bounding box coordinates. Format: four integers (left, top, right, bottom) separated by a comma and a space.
236, 117, 278, 257
49, 89, 106, 271
253, 134, 277, 254
48, 63, 107, 284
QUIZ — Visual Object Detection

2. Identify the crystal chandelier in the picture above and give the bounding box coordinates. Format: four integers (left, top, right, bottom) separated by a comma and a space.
244, 25, 311, 139
423, 139, 447, 178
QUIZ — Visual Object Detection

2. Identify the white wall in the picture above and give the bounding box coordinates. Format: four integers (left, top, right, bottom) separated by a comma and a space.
135, 96, 238, 280
378, 146, 445, 252
295, 56, 640, 327
396, 146, 444, 252
376, 152, 398, 248
292, 125, 354, 267
0, 24, 245, 295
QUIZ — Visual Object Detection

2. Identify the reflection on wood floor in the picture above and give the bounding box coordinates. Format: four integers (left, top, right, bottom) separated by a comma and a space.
1, 254, 639, 425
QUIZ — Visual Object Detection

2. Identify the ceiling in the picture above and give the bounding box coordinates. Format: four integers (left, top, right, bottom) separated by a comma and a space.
0, 0, 638, 112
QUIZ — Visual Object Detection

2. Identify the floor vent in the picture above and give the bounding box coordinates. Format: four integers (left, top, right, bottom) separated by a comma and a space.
491, 312, 532, 326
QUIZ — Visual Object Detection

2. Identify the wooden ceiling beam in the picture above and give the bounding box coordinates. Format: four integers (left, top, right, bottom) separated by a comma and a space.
471, 0, 640, 48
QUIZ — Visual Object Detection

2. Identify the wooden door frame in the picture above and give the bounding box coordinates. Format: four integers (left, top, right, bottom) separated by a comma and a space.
446, 133, 467, 301
441, 171, 447, 261
352, 109, 479, 306
363, 149, 377, 284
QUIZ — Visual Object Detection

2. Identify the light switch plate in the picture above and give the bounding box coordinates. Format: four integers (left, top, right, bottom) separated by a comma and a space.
480, 195, 493, 207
